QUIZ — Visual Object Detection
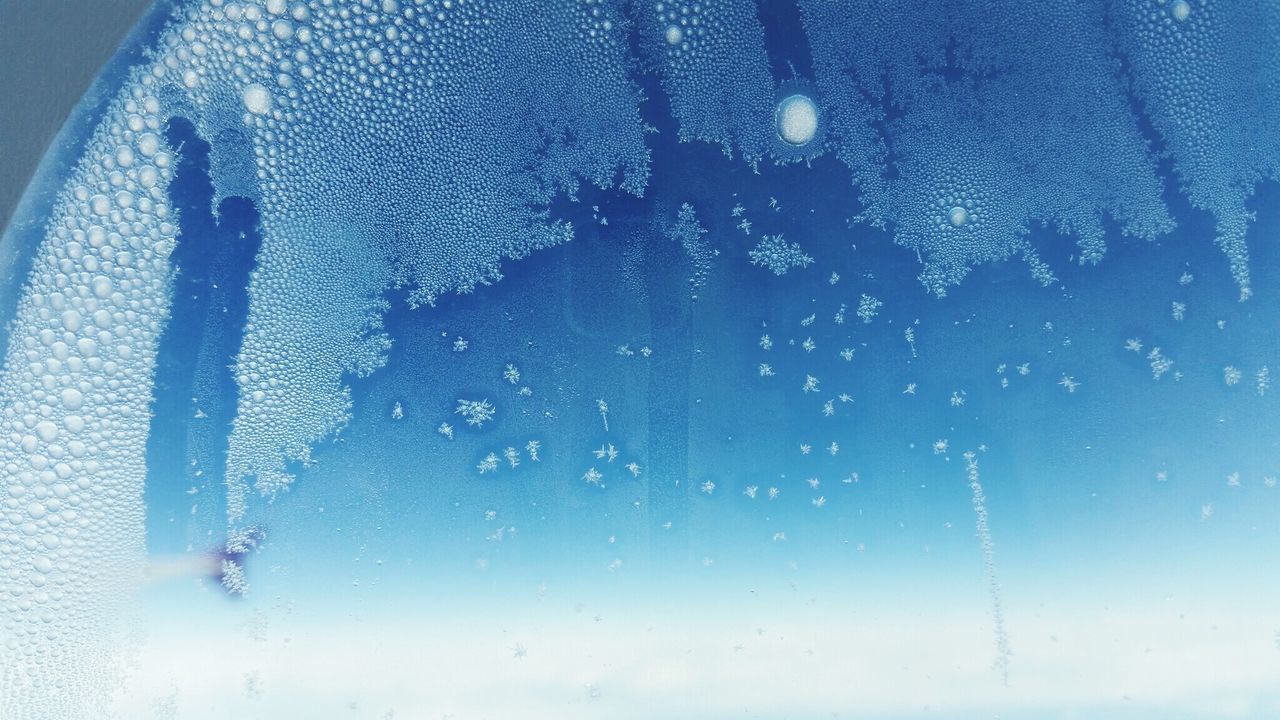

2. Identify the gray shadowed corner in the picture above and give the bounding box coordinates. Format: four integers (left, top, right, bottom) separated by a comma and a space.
0, 0, 154, 236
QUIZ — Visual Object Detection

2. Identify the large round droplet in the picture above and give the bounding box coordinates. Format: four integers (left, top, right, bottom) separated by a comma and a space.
949, 206, 969, 227
1170, 0, 1191, 21
665, 26, 683, 45
776, 94, 818, 146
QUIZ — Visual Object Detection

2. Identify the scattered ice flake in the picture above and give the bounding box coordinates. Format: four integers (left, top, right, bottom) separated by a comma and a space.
391, 402, 404, 420
758, 363, 775, 377
477, 453, 500, 474
1258, 367, 1271, 396
597, 399, 610, 432
594, 444, 619, 463
1224, 366, 1242, 386
857, 294, 883, 323
759, 333, 773, 350
1058, 375, 1080, 393
1147, 348, 1173, 380
1171, 301, 1186, 321
1124, 338, 1143, 353
802, 375, 821, 393
526, 440, 542, 462
456, 399, 497, 428
503, 363, 521, 384
583, 468, 604, 487
437, 422, 455, 440
452, 336, 469, 352
700, 479, 716, 495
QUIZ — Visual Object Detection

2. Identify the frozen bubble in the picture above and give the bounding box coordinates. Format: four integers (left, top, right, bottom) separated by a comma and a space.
242, 83, 272, 115
137, 132, 160, 157
776, 94, 818, 146
949, 206, 970, 227
1171, 0, 1191, 21
61, 310, 82, 333
665, 25, 683, 45
91, 276, 113, 298
34, 421, 58, 443
60, 388, 83, 411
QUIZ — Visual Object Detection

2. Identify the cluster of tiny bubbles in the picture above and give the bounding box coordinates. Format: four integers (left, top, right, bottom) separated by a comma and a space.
897, 155, 1021, 296
1, 0, 633, 711
1119, 0, 1280, 301
800, 0, 1176, 296
118, 0, 651, 539
654, 0, 703, 54
1, 67, 177, 718
936, 192, 983, 231
643, 0, 776, 163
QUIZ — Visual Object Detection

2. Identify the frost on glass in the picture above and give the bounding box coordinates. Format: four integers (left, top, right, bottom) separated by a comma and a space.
0, 0, 1278, 718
